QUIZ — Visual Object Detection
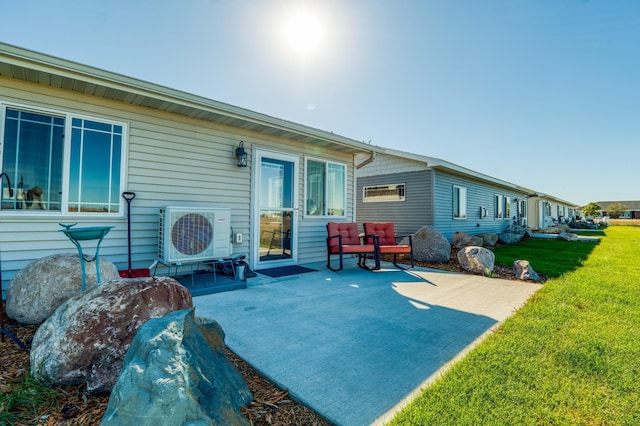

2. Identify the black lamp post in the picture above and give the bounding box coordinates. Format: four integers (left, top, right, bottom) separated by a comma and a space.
235, 141, 248, 167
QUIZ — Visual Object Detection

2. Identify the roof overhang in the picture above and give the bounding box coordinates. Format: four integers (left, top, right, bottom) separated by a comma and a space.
383, 148, 537, 194
529, 193, 580, 208
0, 42, 383, 156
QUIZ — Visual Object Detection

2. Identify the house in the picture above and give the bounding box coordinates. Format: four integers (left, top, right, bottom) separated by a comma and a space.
527, 194, 580, 229
355, 149, 536, 240
0, 42, 384, 295
595, 200, 640, 219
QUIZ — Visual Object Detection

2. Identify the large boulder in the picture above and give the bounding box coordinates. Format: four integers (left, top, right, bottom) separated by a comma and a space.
457, 246, 495, 275
503, 224, 527, 236
498, 232, 523, 244
477, 232, 499, 246
451, 232, 484, 249
502, 224, 534, 240
513, 260, 542, 282
407, 226, 451, 262
6, 253, 120, 324
30, 276, 192, 394
102, 309, 252, 426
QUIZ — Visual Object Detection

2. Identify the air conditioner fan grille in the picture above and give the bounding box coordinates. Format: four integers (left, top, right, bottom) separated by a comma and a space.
171, 213, 213, 256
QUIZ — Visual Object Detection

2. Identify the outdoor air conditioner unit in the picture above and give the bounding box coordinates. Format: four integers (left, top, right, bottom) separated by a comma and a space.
158, 206, 232, 263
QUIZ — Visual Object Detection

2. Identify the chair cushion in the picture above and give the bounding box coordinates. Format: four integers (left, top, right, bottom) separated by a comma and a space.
327, 222, 362, 248
364, 222, 396, 246
341, 244, 376, 254
379, 244, 411, 254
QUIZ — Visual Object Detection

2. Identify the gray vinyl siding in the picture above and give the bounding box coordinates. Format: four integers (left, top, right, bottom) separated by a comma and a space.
0, 78, 356, 291
356, 171, 433, 236
433, 170, 528, 239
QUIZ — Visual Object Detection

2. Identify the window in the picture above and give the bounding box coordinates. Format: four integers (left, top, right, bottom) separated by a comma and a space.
504, 196, 511, 219
1, 105, 126, 214
517, 199, 527, 218
494, 194, 503, 219
363, 183, 405, 202
305, 158, 346, 217
558, 206, 566, 217
453, 185, 467, 219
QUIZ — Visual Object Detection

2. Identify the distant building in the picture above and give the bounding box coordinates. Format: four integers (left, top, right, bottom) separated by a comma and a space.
355, 148, 579, 237
596, 201, 640, 219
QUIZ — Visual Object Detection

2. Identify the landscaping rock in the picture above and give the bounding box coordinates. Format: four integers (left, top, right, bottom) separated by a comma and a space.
408, 226, 451, 262
30, 276, 192, 394
503, 224, 527, 236
557, 232, 579, 241
451, 232, 484, 249
498, 224, 529, 245
6, 253, 119, 325
513, 260, 542, 282
540, 226, 562, 234
498, 232, 523, 244
102, 309, 252, 426
477, 232, 499, 246
457, 246, 495, 275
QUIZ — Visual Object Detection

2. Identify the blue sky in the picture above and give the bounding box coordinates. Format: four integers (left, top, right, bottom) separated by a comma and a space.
1, 0, 638, 206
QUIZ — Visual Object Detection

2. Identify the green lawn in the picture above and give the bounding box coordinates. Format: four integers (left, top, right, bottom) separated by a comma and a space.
492, 236, 599, 278
390, 226, 640, 425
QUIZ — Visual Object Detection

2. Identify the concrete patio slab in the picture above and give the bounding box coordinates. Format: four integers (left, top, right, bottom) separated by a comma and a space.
192, 259, 541, 426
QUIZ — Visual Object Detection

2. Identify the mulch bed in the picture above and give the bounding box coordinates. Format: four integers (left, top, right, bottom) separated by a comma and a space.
0, 301, 330, 425
392, 248, 521, 281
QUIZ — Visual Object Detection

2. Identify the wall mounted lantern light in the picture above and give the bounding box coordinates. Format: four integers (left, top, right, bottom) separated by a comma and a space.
235, 141, 248, 167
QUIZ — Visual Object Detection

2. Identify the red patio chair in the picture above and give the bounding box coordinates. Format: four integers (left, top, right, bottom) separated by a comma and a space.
326, 222, 380, 271
363, 222, 414, 269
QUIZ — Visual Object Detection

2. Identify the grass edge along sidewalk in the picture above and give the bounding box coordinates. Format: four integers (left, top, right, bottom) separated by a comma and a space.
390, 226, 640, 425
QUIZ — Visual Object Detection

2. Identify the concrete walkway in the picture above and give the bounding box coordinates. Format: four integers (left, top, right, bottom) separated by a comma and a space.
193, 259, 541, 426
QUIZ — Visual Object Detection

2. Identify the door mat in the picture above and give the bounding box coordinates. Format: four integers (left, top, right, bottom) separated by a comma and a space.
256, 265, 317, 278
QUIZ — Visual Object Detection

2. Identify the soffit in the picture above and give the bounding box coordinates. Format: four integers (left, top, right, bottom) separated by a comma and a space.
0, 51, 382, 156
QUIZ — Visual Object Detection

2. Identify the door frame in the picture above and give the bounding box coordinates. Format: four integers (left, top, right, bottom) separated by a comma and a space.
251, 148, 299, 270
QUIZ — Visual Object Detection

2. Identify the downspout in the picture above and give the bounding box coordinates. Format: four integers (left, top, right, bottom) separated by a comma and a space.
353, 151, 376, 223
356, 151, 376, 169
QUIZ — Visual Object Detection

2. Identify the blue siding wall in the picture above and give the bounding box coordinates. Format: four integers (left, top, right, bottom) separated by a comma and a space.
434, 170, 528, 239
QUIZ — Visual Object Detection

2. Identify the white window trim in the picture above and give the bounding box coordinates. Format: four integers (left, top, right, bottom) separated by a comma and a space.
453, 185, 467, 220
303, 156, 347, 219
363, 183, 406, 203
504, 196, 511, 220
494, 194, 503, 219
0, 101, 128, 218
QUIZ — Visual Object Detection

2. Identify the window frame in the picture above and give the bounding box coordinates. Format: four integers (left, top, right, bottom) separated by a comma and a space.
453, 185, 467, 220
517, 199, 527, 218
303, 156, 347, 219
363, 183, 406, 203
494, 194, 503, 219
0, 101, 128, 217
504, 196, 511, 220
